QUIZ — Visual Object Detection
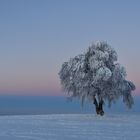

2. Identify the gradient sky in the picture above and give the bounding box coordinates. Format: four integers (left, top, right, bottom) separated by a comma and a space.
0, 0, 140, 96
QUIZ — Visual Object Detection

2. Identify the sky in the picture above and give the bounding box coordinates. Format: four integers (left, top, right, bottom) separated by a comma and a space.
0, 0, 140, 97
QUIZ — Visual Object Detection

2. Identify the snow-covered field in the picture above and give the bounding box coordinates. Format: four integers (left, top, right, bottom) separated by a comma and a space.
0, 113, 140, 140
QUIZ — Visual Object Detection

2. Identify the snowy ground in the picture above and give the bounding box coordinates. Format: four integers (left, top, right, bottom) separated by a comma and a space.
0, 113, 140, 140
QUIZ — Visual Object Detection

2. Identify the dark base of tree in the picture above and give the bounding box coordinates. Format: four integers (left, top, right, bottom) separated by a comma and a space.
93, 97, 104, 116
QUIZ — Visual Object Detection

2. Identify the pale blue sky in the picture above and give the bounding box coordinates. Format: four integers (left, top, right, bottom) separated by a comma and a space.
0, 0, 140, 96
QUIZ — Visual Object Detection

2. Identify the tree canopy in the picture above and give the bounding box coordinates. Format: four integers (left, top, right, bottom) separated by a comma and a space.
59, 42, 135, 108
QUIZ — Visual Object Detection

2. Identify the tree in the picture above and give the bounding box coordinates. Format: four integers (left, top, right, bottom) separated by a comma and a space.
59, 42, 135, 116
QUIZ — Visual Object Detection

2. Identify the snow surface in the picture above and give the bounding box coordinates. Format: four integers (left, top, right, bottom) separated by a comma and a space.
0, 113, 140, 140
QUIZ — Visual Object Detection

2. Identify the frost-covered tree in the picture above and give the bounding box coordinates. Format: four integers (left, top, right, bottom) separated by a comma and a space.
59, 42, 135, 116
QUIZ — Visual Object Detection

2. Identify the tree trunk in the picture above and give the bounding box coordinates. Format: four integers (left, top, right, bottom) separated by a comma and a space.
98, 99, 104, 116
93, 97, 104, 116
